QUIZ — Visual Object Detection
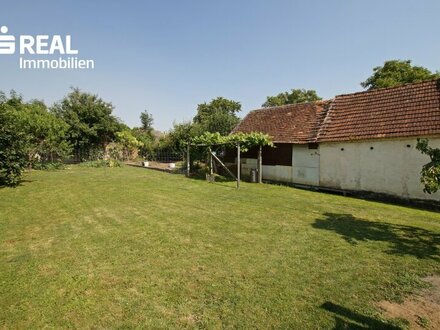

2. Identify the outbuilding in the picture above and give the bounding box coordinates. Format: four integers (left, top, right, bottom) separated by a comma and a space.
232, 79, 440, 201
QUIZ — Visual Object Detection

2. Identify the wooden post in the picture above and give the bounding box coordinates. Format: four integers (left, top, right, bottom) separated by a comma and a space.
258, 145, 262, 183
209, 147, 213, 175
186, 144, 190, 177
237, 143, 241, 189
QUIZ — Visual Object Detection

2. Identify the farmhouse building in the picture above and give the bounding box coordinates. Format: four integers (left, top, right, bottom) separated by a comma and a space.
232, 79, 440, 201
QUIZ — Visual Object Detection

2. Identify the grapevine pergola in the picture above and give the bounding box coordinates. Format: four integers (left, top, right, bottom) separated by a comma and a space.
186, 132, 273, 189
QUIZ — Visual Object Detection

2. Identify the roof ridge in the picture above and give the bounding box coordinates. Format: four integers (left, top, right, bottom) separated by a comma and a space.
250, 99, 331, 112
335, 78, 440, 98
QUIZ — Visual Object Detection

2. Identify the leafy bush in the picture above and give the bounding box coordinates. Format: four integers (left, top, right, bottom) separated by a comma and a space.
32, 162, 66, 171
79, 159, 122, 168
0, 97, 28, 187
416, 138, 440, 194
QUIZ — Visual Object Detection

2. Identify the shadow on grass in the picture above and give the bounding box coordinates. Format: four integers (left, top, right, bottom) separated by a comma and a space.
312, 213, 440, 260
321, 302, 402, 329
0, 179, 34, 189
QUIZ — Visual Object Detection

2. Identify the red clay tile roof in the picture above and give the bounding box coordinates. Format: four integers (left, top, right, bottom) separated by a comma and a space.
232, 101, 331, 143
233, 79, 440, 143
317, 79, 440, 142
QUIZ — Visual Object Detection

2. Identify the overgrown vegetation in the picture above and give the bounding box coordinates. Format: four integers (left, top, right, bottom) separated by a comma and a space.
416, 138, 440, 194
79, 159, 122, 168
32, 162, 66, 171
0, 89, 148, 186
51, 88, 126, 160
0, 91, 70, 186
0, 96, 28, 186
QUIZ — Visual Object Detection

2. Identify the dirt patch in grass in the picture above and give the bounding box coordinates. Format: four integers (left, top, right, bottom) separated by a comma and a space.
377, 275, 440, 329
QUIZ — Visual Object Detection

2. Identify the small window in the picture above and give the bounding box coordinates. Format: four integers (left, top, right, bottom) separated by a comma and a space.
308, 143, 319, 150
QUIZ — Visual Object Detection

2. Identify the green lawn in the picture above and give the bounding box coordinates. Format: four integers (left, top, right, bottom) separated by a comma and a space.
1, 166, 439, 329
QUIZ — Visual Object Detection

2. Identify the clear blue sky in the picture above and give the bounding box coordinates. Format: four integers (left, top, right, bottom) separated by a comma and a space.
1, 0, 439, 131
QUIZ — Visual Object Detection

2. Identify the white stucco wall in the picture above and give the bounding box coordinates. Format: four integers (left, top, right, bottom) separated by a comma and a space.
262, 165, 293, 182
319, 137, 440, 201
291, 144, 320, 185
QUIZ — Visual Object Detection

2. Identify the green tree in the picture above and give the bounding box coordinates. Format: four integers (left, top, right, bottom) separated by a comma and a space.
193, 97, 241, 135
114, 130, 143, 161
132, 111, 156, 158
164, 122, 203, 152
416, 138, 440, 194
0, 92, 29, 186
140, 110, 154, 133
52, 88, 124, 160
131, 128, 154, 158
262, 89, 321, 107
21, 100, 71, 162
0, 91, 72, 186
361, 60, 440, 90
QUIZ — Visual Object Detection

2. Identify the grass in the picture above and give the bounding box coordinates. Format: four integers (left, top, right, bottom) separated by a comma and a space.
0, 166, 439, 328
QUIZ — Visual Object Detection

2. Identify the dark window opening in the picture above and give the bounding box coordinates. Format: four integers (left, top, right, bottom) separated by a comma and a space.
262, 143, 292, 166
225, 143, 293, 166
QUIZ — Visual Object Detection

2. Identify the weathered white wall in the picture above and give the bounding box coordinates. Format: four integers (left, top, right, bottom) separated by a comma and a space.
262, 165, 292, 182
291, 145, 320, 185
319, 137, 440, 200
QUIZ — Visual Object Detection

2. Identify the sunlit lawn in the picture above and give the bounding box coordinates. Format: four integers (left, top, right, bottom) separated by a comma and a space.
1, 166, 439, 328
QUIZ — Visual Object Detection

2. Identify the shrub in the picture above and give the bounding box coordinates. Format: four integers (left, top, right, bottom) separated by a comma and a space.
79, 159, 122, 168
32, 162, 66, 171
0, 102, 28, 187
416, 138, 440, 194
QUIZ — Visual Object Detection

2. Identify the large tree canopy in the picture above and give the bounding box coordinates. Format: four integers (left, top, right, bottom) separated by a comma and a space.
52, 88, 124, 159
193, 97, 241, 136
361, 60, 440, 90
262, 89, 321, 108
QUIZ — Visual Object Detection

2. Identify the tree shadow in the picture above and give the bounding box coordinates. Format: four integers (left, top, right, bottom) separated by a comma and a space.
312, 213, 440, 260
321, 302, 402, 329
0, 179, 34, 189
